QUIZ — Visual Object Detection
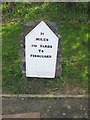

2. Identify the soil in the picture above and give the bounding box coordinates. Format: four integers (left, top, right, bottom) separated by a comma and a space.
2, 97, 89, 118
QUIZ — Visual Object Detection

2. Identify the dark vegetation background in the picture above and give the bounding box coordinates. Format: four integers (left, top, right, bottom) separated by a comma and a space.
1, 2, 89, 94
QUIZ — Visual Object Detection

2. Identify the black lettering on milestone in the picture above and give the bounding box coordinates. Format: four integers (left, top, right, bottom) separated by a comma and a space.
40, 32, 44, 35
45, 56, 47, 58
30, 54, 32, 57
43, 38, 45, 41
38, 49, 41, 52
50, 45, 52, 48
45, 45, 47, 48
36, 38, 39, 41
40, 38, 42, 41
46, 39, 48, 41
40, 45, 42, 47
32, 45, 37, 47
42, 50, 44, 53
33, 55, 35, 57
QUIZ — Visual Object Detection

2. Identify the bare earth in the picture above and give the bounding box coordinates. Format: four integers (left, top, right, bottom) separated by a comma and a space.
2, 97, 89, 118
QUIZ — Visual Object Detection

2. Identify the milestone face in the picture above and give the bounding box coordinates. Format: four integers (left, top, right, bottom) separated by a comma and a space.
25, 21, 59, 78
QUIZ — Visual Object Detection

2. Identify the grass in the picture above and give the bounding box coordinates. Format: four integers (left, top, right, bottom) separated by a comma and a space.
2, 3, 89, 94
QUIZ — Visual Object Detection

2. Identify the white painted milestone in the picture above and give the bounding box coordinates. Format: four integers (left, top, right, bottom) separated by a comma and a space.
25, 21, 59, 78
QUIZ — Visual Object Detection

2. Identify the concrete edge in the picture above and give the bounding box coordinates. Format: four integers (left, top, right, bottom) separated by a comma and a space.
2, 112, 40, 118
0, 94, 89, 98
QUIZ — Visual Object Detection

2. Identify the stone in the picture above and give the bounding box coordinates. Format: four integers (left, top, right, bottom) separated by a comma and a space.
20, 20, 62, 78
25, 21, 59, 78
63, 113, 66, 116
